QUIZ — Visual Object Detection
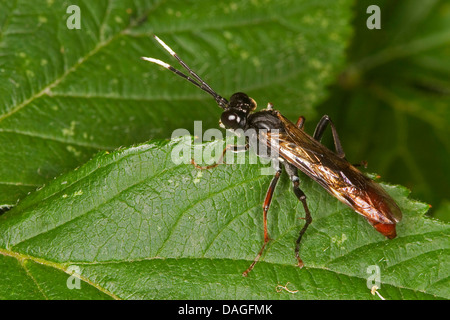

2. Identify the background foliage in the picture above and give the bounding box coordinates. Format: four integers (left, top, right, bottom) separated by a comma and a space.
0, 0, 448, 300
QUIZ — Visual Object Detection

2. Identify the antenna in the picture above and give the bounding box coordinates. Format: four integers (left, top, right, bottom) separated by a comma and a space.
141, 35, 229, 109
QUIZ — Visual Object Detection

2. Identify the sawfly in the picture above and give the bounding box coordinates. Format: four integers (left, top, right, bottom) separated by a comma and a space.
142, 36, 402, 276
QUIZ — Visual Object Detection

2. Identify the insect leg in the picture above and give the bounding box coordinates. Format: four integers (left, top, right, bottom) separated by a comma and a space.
191, 144, 248, 169
242, 166, 282, 277
296, 116, 305, 129
284, 163, 312, 268
313, 116, 368, 167
313, 115, 345, 158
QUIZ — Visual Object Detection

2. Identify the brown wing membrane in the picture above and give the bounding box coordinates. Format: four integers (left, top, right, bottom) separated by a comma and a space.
260, 111, 402, 233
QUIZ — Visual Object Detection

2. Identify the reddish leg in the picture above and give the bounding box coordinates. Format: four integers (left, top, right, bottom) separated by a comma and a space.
296, 116, 305, 129
242, 168, 282, 277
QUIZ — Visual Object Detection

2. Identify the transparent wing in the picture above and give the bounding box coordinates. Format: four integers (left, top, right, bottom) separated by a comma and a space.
260, 111, 402, 224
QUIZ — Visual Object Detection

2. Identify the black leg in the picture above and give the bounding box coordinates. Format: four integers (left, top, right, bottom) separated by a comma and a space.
191, 144, 248, 169
313, 115, 345, 159
293, 180, 312, 267
284, 163, 312, 268
243, 167, 282, 277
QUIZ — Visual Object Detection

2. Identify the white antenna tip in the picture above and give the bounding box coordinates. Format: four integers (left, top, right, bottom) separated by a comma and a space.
153, 35, 176, 56
141, 57, 171, 69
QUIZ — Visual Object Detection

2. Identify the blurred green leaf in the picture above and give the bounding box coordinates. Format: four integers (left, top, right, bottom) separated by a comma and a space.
0, 139, 448, 299
316, 0, 450, 220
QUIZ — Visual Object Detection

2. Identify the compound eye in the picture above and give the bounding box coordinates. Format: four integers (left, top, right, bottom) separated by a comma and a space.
221, 111, 242, 129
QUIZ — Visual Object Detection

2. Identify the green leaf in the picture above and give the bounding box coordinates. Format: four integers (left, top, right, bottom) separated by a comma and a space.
6, 0, 446, 301
0, 0, 352, 207
316, 0, 450, 220
0, 139, 448, 299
